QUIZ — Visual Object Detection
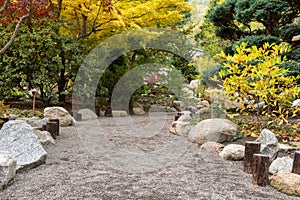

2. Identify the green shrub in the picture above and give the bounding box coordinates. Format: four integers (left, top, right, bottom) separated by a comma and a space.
218, 42, 300, 126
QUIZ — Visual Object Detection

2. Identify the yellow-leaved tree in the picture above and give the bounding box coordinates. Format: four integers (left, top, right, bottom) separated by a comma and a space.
58, 0, 192, 40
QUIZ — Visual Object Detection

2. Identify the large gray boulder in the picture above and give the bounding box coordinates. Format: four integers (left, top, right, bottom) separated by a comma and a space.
0, 154, 16, 190
44, 107, 74, 126
255, 129, 280, 161
0, 120, 47, 171
78, 108, 98, 120
188, 118, 240, 145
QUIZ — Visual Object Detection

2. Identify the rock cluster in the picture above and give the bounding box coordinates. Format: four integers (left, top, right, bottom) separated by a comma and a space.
44, 107, 74, 126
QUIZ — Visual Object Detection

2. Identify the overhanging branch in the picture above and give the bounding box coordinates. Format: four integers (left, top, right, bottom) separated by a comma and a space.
0, 13, 30, 54
0, 0, 9, 14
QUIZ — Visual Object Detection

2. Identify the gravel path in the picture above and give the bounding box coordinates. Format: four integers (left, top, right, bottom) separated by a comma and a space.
1, 114, 300, 200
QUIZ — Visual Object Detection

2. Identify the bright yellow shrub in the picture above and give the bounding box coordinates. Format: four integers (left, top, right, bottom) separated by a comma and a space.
218, 42, 300, 126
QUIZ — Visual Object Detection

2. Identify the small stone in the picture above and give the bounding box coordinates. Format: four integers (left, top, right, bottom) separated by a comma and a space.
185, 106, 198, 114
112, 110, 128, 117
199, 100, 210, 108
0, 154, 16, 190
131, 102, 143, 109
219, 144, 245, 161
200, 142, 224, 153
196, 107, 211, 115
170, 121, 192, 136
149, 104, 166, 112
78, 108, 98, 120
34, 130, 56, 145
173, 101, 186, 112
8, 114, 17, 120
179, 111, 192, 116
133, 107, 145, 115
182, 87, 194, 98
177, 114, 192, 122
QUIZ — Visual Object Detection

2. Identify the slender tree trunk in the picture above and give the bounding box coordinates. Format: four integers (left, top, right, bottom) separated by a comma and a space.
58, 68, 67, 105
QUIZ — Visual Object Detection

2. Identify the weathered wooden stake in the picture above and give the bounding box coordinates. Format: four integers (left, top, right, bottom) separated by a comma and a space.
32, 89, 37, 117
46, 121, 58, 139
252, 154, 269, 186
49, 119, 59, 136
292, 151, 300, 175
244, 141, 261, 174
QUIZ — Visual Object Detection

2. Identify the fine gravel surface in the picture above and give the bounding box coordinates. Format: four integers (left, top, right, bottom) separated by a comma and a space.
1, 113, 300, 200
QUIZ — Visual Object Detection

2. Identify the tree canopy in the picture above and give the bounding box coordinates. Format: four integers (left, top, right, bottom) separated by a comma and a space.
59, 0, 192, 40
208, 0, 300, 40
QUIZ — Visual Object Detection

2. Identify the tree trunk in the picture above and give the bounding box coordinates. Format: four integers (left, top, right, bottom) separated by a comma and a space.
58, 68, 66, 105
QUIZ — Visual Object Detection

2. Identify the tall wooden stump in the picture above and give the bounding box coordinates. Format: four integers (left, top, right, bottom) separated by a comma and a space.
49, 119, 59, 136
244, 141, 261, 174
46, 121, 58, 139
292, 151, 300, 175
252, 154, 269, 186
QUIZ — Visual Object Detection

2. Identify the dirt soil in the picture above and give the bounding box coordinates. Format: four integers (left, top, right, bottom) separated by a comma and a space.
1, 114, 300, 200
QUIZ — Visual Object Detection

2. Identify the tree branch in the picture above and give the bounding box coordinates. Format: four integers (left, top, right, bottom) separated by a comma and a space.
0, 13, 30, 54
0, 0, 9, 14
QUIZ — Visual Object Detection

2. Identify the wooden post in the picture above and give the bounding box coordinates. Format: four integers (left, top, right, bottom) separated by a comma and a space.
49, 119, 59, 136
244, 141, 261, 174
292, 151, 300, 175
252, 154, 269, 186
32, 89, 37, 117
46, 121, 58, 139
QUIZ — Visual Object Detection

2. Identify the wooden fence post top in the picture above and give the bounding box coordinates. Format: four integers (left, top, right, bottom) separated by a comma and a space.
245, 141, 260, 144
253, 153, 269, 157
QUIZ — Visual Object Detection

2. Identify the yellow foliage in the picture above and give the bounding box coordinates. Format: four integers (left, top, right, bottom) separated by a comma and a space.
219, 42, 300, 126
57, 0, 192, 41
